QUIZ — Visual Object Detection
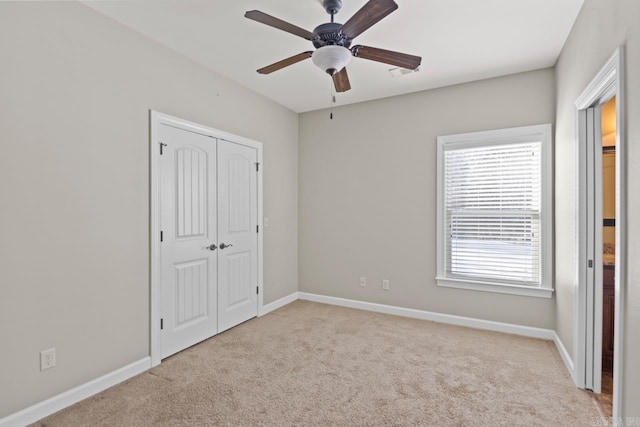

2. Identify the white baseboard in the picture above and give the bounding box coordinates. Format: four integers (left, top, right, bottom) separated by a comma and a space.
259, 292, 300, 316
0, 357, 151, 427
553, 332, 576, 383
298, 292, 556, 340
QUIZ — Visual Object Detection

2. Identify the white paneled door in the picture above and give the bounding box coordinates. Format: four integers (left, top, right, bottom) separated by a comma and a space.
159, 124, 218, 359
158, 124, 258, 360
217, 141, 258, 332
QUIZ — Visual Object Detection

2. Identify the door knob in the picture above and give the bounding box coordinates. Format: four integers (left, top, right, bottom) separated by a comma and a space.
206, 244, 217, 251
219, 243, 233, 250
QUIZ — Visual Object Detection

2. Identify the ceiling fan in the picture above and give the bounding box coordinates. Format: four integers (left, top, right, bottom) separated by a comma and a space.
245, 0, 422, 93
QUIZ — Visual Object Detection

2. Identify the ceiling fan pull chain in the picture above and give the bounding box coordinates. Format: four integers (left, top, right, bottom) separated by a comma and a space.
330, 79, 335, 120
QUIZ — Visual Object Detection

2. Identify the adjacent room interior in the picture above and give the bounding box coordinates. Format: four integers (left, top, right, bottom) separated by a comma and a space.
1, 0, 638, 426
597, 96, 616, 417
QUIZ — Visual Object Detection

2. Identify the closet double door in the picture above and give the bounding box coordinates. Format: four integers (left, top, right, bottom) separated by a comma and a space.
159, 124, 258, 359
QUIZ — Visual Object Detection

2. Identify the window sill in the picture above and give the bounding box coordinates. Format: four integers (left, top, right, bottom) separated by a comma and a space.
436, 277, 554, 299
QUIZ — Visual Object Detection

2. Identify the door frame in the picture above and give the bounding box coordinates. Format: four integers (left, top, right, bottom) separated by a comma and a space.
150, 111, 264, 367
574, 46, 625, 418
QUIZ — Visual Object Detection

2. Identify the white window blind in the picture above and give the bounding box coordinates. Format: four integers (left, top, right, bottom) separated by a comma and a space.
444, 142, 542, 286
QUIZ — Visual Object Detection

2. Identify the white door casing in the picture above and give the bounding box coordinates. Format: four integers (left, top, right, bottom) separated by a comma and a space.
151, 111, 264, 367
159, 124, 218, 359
217, 140, 259, 332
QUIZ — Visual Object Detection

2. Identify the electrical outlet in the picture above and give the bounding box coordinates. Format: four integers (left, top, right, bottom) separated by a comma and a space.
382, 279, 390, 290
40, 348, 56, 371
359, 277, 367, 287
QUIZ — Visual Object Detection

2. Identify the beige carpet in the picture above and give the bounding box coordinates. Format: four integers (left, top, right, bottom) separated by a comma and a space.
33, 301, 601, 426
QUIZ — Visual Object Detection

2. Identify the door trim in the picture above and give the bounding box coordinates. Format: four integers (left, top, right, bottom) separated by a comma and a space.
574, 46, 625, 418
150, 111, 263, 367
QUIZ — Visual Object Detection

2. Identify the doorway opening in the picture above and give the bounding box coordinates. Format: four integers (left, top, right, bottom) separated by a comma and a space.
574, 46, 625, 421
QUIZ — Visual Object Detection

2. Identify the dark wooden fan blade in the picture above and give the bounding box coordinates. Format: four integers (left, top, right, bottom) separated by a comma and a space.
245, 10, 317, 41
257, 52, 314, 74
332, 67, 351, 92
340, 0, 398, 39
352, 45, 421, 70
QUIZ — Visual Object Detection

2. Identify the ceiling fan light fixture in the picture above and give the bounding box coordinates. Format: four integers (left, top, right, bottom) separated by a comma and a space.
312, 45, 352, 75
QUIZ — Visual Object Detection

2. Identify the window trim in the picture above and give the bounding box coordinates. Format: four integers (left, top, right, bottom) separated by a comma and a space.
436, 124, 553, 299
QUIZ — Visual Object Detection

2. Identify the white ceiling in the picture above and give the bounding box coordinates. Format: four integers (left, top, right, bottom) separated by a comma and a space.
83, 0, 584, 113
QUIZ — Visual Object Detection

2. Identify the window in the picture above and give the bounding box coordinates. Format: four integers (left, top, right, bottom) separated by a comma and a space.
436, 124, 553, 298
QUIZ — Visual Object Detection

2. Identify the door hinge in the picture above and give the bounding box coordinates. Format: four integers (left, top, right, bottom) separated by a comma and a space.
257, 225, 259, 233
160, 231, 163, 242
160, 142, 167, 155
256, 163, 260, 172
160, 318, 164, 330
588, 259, 593, 268
256, 286, 259, 295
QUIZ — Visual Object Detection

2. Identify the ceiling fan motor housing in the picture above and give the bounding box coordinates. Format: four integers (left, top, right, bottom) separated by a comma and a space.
312, 23, 352, 49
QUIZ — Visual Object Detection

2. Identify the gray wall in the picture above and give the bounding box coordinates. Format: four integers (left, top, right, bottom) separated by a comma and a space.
299, 69, 557, 329
554, 0, 640, 418
0, 2, 298, 417
3, 0, 639, 421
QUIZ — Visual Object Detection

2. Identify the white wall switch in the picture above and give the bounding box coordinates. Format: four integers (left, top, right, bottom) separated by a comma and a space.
360, 277, 367, 287
382, 279, 390, 290
263, 217, 269, 227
